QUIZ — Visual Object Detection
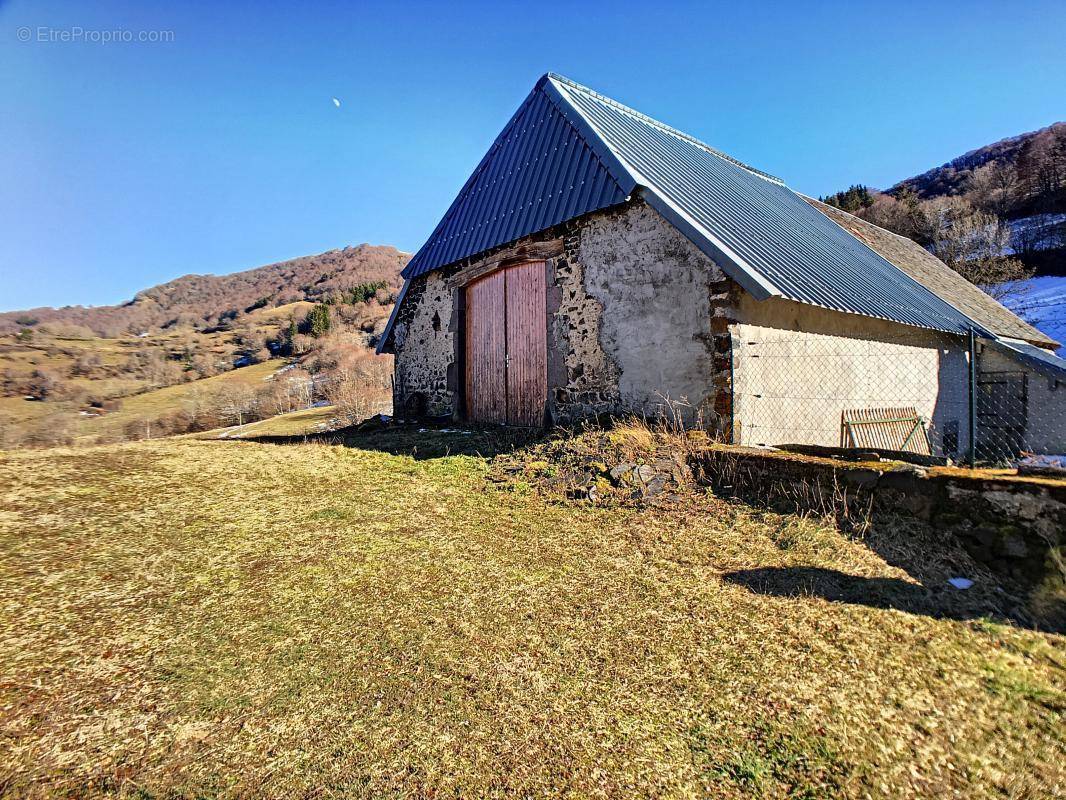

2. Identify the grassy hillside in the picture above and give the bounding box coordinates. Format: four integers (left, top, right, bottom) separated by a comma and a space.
203, 403, 340, 439
0, 241, 402, 449
1, 434, 1062, 797
0, 296, 393, 448
86, 358, 289, 439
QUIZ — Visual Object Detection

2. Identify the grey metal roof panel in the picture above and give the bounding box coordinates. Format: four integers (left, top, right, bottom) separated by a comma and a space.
548, 75, 981, 335
401, 80, 631, 281
993, 337, 1066, 378
392, 72, 990, 343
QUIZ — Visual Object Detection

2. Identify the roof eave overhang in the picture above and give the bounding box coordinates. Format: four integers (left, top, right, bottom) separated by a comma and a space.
991, 337, 1066, 379
376, 278, 409, 354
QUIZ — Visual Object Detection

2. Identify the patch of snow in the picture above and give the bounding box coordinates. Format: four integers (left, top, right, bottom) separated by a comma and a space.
266, 363, 300, 381
1004, 275, 1066, 353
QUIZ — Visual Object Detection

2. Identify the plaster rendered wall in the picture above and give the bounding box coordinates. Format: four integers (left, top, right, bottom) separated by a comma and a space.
731, 295, 972, 457
574, 202, 725, 424
979, 345, 1066, 454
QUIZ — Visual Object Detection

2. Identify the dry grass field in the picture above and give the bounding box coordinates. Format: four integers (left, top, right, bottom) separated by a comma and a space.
201, 404, 340, 439
1, 433, 1064, 798
87, 359, 290, 439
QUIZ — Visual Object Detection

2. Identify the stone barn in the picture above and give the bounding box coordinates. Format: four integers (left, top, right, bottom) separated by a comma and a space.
379, 73, 1065, 458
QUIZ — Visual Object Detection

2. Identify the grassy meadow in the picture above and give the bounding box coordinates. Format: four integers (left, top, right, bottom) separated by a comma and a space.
202, 404, 340, 439
0, 433, 1063, 798
92, 358, 289, 438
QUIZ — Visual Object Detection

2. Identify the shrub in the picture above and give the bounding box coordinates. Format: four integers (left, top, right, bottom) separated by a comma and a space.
23, 413, 74, 448
303, 304, 332, 338
27, 369, 62, 400
123, 419, 149, 441
251, 347, 272, 364
71, 352, 103, 378
40, 323, 96, 340
0, 414, 22, 449
323, 350, 394, 423
1, 369, 24, 398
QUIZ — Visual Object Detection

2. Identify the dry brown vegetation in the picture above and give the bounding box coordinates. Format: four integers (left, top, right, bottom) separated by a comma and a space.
0, 242, 403, 447
0, 430, 1063, 798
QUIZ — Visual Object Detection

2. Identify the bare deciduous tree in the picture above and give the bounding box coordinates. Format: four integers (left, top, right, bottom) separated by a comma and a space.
926, 197, 1035, 313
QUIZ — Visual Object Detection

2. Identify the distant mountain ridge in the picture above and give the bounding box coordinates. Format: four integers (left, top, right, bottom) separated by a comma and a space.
888, 122, 1066, 219
823, 121, 1066, 279
2, 244, 409, 337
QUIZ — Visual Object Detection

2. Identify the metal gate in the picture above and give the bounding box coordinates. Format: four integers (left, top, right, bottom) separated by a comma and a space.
976, 370, 1028, 459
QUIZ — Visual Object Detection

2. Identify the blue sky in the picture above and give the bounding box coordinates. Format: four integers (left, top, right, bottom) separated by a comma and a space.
2, 0, 1065, 311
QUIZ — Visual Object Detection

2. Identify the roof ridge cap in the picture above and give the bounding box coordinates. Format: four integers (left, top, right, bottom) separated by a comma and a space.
547, 73, 785, 186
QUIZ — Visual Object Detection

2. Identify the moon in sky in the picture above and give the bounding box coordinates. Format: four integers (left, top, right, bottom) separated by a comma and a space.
332, 98, 341, 108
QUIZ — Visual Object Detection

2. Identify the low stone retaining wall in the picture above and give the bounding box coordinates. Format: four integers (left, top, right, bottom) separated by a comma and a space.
688, 446, 1066, 627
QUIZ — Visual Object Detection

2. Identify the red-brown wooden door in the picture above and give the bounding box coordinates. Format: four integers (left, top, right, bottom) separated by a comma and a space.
465, 261, 547, 426
465, 269, 507, 424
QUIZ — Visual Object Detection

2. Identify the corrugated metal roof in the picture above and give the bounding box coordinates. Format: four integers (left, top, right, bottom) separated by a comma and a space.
387, 72, 991, 348
993, 337, 1066, 378
548, 75, 981, 335
401, 80, 632, 282
808, 198, 1059, 347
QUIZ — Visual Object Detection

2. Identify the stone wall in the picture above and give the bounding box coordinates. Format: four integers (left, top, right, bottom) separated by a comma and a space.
390, 271, 456, 417
690, 446, 1066, 629
390, 197, 733, 426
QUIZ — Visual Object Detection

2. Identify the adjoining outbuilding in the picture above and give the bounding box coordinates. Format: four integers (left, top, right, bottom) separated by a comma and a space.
379, 73, 1065, 459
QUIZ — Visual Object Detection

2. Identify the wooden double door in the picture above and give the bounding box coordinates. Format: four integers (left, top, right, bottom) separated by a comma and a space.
464, 261, 547, 427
